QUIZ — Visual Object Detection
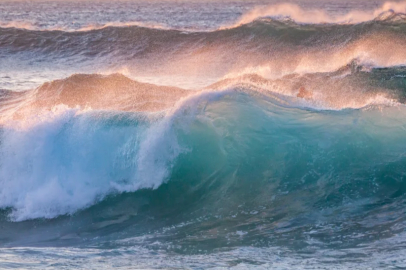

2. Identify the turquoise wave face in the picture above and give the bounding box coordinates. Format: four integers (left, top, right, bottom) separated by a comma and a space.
1, 92, 406, 259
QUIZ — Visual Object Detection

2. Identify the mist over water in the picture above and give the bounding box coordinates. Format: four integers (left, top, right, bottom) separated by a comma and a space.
1, 0, 405, 90
1, 0, 406, 269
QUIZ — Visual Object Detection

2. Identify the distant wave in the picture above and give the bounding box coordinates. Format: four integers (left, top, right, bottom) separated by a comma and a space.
0, 20, 171, 32
1, 1, 406, 33
2, 11, 406, 89
231, 1, 406, 27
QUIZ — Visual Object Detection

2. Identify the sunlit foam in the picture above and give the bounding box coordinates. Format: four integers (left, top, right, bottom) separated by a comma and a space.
231, 1, 406, 27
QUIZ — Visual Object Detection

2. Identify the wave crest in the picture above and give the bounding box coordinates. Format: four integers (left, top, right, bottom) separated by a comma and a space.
232, 1, 406, 27
1, 62, 405, 128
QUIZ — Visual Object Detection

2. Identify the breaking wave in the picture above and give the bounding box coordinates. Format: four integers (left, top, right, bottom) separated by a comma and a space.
0, 59, 405, 222
1, 4, 406, 267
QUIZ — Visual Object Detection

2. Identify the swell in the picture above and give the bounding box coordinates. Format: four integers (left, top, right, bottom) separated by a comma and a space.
2, 10, 406, 93
2, 1, 406, 32
2, 12, 406, 52
1, 12, 406, 75
0, 20, 170, 32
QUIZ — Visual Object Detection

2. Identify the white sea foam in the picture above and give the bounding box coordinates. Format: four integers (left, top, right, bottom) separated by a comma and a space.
0, 88, 234, 221
0, 105, 182, 221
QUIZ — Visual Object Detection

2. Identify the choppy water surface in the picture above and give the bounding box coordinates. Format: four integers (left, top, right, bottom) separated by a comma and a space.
1, 0, 406, 269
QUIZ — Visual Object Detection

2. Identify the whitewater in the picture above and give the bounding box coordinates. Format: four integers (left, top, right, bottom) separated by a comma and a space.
1, 0, 406, 269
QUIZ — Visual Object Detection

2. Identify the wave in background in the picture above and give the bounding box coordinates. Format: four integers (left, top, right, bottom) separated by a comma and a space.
1, 2, 406, 90
233, 1, 406, 26
1, 1, 406, 32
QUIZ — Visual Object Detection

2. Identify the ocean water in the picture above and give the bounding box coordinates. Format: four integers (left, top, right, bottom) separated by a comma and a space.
1, 0, 406, 269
